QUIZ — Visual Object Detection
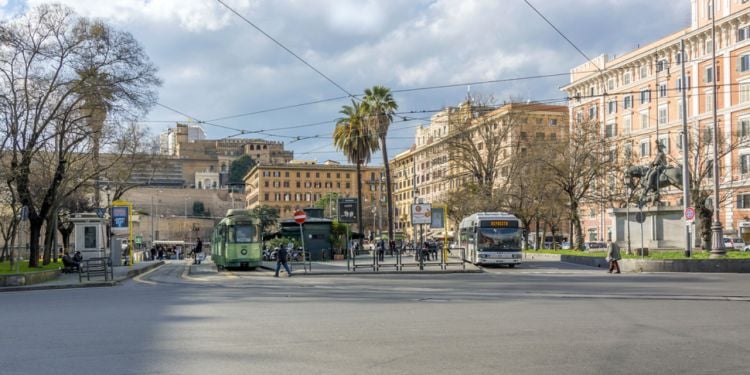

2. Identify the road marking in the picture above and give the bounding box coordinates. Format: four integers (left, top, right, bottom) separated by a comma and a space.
133, 264, 164, 285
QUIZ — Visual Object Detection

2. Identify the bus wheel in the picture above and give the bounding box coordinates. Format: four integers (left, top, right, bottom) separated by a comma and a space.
508, 264, 516, 268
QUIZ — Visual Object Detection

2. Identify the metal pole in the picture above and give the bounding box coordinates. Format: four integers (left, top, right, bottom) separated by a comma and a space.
709, 1, 725, 257
680, 39, 692, 258
626, 186, 632, 254
640, 216, 644, 260
299, 223, 307, 273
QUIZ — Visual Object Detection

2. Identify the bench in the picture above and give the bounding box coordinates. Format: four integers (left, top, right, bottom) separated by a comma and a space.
79, 257, 114, 282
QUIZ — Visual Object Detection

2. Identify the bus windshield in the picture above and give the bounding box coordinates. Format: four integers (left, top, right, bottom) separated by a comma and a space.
232, 224, 255, 243
477, 228, 522, 251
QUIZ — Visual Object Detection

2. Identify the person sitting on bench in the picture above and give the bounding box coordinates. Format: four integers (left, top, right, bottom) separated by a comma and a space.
62, 252, 81, 273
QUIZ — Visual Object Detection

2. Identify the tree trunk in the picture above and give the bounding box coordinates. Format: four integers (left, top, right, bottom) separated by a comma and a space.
380, 135, 394, 243
28, 216, 44, 268
356, 162, 364, 250
570, 202, 584, 250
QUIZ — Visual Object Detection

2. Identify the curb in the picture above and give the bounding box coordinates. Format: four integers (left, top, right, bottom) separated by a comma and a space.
0, 261, 165, 293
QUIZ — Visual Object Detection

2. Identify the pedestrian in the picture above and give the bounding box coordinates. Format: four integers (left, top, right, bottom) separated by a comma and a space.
389, 240, 396, 257
275, 245, 292, 277
606, 239, 621, 274
377, 239, 385, 261
150, 246, 156, 261
194, 237, 203, 265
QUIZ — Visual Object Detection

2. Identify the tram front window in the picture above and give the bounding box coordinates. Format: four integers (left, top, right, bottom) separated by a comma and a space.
478, 228, 522, 250
232, 224, 255, 243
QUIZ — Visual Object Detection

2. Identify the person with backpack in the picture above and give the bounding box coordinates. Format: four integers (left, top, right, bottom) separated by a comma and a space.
274, 246, 293, 277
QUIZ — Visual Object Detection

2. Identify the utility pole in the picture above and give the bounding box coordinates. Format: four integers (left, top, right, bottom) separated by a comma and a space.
709, 2, 725, 257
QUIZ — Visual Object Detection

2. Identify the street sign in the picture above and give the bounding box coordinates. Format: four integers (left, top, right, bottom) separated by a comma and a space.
635, 211, 646, 224
294, 210, 306, 225
95, 208, 106, 218
685, 207, 696, 222
135, 235, 142, 245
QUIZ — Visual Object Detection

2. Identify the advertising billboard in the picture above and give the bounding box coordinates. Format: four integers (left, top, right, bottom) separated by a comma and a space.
338, 198, 358, 223
111, 206, 129, 232
411, 203, 432, 225
430, 207, 445, 228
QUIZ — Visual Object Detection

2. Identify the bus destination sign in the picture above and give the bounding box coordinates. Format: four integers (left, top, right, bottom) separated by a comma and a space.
480, 220, 519, 228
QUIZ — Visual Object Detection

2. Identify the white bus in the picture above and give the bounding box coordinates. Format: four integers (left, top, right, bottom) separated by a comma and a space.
458, 212, 523, 267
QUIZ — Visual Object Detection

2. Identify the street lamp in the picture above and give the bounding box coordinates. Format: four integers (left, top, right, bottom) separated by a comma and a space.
624, 175, 633, 255
709, 4, 726, 257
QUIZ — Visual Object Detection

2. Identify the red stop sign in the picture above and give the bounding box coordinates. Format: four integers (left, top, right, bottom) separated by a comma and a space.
294, 210, 306, 224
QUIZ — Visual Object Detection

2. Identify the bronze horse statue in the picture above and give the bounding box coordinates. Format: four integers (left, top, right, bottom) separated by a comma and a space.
625, 165, 683, 206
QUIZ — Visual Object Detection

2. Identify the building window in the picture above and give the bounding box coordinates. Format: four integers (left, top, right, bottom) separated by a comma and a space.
741, 82, 750, 103
740, 55, 750, 72
658, 106, 668, 125
741, 155, 750, 175
640, 88, 651, 104
706, 92, 714, 112
549, 118, 557, 126
624, 143, 632, 159
738, 194, 750, 209
607, 78, 615, 91
658, 136, 669, 152
640, 140, 650, 157
623, 95, 633, 109
739, 26, 750, 42
640, 65, 648, 79
677, 133, 684, 150
640, 111, 649, 129
675, 52, 682, 65
706, 38, 713, 54
740, 118, 750, 138
707, 0, 713, 20
623, 115, 632, 134
707, 159, 714, 178
704, 128, 713, 145
588, 105, 597, 120
656, 59, 667, 73
678, 100, 684, 121
608, 100, 617, 115
605, 122, 616, 138
705, 66, 714, 83
658, 83, 667, 98
623, 72, 631, 85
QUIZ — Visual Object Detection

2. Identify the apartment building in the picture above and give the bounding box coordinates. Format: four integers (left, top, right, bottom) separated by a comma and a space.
243, 160, 383, 219
391, 100, 568, 241
563, 0, 750, 241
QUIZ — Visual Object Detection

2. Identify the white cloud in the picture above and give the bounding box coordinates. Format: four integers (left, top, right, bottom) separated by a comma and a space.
26, 0, 253, 31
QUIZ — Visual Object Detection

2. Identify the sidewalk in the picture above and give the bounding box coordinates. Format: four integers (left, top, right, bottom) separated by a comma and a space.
0, 260, 165, 292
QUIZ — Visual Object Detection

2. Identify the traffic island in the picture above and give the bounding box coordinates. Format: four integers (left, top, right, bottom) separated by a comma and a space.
524, 252, 750, 273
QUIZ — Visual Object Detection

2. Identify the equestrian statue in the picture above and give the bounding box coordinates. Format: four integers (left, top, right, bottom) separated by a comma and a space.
625, 141, 683, 207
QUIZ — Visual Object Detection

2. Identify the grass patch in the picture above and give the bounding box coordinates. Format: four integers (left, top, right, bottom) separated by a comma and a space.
524, 249, 750, 260
0, 260, 62, 275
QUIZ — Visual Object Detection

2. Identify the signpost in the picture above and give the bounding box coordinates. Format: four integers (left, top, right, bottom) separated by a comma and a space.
111, 200, 134, 267
294, 210, 307, 272
685, 207, 695, 257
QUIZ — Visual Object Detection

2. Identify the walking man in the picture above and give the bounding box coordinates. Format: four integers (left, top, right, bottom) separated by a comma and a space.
194, 237, 203, 265
606, 238, 621, 274
275, 246, 292, 277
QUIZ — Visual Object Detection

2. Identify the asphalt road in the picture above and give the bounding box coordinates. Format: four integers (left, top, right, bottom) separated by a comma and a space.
2, 259, 749, 375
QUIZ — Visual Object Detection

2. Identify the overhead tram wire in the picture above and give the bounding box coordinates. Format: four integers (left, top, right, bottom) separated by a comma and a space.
214, 0, 356, 100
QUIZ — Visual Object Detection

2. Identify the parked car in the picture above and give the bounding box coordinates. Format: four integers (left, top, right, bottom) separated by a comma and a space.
743, 244, 750, 252
561, 241, 571, 250
730, 238, 745, 250
584, 242, 607, 251
723, 237, 746, 250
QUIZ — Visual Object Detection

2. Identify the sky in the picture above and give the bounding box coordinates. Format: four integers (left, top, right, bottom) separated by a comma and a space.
1, 0, 692, 164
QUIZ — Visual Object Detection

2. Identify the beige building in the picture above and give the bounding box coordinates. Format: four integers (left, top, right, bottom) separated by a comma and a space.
392, 100, 569, 241
156, 123, 294, 188
243, 160, 384, 221
563, 0, 750, 241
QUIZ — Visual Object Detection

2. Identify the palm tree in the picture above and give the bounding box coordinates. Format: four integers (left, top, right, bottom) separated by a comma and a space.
333, 100, 379, 250
362, 86, 398, 244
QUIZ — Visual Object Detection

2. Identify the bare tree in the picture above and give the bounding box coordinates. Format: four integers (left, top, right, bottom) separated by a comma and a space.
0, 4, 160, 267
537, 120, 614, 250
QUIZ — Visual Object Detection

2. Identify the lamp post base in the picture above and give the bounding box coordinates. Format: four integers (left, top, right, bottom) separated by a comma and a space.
709, 220, 726, 258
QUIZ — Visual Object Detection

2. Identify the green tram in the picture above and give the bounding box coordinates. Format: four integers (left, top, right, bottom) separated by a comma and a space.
212, 209, 262, 270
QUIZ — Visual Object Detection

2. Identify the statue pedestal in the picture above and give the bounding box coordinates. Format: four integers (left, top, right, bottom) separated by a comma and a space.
608, 206, 692, 250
